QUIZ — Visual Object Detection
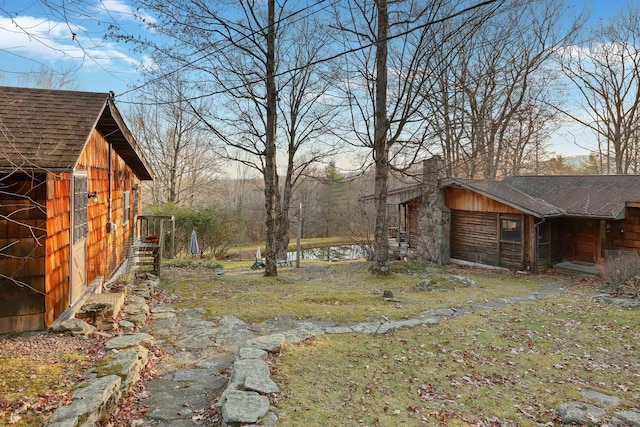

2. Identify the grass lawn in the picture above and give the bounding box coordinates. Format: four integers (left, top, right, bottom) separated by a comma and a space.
160, 260, 548, 323
160, 258, 640, 426
0, 334, 97, 427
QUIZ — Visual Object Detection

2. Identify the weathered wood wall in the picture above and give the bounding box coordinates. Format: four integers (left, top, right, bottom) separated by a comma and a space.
0, 173, 48, 333
606, 205, 640, 254
445, 188, 534, 271
445, 188, 523, 214
450, 210, 498, 266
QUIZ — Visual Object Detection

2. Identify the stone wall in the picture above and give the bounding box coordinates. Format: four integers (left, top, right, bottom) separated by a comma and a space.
415, 157, 451, 264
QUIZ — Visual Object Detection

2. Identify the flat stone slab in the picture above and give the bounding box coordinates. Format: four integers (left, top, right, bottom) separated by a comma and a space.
194, 354, 235, 372
283, 328, 319, 344
558, 401, 605, 424
151, 311, 177, 320
146, 386, 210, 421
580, 389, 621, 406
245, 333, 285, 352
238, 347, 268, 360
613, 410, 640, 426
231, 359, 270, 384
245, 371, 279, 394
325, 326, 353, 334
221, 391, 269, 424
52, 375, 122, 425
105, 333, 155, 350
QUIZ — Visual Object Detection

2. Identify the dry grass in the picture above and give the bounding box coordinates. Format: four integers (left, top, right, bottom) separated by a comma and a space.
0, 333, 99, 427
270, 280, 640, 426
160, 260, 549, 323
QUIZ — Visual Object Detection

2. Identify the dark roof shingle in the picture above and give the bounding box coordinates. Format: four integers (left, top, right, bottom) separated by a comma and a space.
0, 86, 152, 179
443, 175, 640, 219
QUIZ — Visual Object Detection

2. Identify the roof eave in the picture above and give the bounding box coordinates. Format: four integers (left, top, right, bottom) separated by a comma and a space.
442, 178, 552, 218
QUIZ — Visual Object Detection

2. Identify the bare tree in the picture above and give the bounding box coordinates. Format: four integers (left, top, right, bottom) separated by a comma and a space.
558, 3, 640, 174
336, 0, 501, 273
120, 0, 340, 275
127, 69, 221, 207
430, 0, 583, 179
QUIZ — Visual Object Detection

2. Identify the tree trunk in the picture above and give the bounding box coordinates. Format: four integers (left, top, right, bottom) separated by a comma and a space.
263, 0, 278, 276
372, 0, 390, 275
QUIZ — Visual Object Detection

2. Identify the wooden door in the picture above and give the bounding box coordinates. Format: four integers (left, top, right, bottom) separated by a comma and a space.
573, 219, 598, 263
71, 174, 88, 304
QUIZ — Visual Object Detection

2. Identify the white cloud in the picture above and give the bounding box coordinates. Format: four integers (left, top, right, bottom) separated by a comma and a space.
96, 0, 156, 24
0, 14, 139, 69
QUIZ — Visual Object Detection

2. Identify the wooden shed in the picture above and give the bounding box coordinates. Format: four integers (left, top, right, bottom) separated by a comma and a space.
401, 174, 640, 273
0, 86, 153, 333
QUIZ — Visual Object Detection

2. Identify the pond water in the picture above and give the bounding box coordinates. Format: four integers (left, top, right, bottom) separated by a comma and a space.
286, 245, 369, 261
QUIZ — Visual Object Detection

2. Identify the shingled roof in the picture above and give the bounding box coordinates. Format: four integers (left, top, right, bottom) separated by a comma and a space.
442, 175, 640, 219
0, 86, 153, 180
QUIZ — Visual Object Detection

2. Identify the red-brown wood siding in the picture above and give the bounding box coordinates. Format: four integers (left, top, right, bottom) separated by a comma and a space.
76, 129, 139, 282
0, 173, 48, 333
45, 172, 71, 327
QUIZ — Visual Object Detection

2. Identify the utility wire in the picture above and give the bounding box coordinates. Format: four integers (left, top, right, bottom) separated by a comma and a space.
117, 0, 502, 102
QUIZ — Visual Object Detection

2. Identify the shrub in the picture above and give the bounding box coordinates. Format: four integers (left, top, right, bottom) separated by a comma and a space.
601, 251, 640, 297
148, 203, 243, 258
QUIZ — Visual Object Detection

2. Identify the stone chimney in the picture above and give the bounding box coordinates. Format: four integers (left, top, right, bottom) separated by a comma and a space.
416, 156, 450, 264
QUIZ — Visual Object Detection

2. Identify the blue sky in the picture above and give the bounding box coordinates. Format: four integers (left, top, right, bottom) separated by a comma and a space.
0, 0, 633, 157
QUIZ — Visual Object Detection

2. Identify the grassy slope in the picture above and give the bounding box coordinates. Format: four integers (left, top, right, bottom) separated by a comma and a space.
270, 282, 640, 426
160, 260, 547, 323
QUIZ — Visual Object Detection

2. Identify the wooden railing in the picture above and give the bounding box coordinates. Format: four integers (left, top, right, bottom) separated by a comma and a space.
135, 215, 176, 261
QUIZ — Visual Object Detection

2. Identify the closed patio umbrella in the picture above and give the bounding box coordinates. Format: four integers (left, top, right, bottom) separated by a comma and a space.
190, 230, 199, 257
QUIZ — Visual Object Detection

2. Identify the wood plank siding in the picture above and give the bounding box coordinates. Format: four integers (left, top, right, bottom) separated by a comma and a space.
76, 129, 139, 284
446, 188, 533, 271
0, 173, 49, 333
45, 172, 72, 327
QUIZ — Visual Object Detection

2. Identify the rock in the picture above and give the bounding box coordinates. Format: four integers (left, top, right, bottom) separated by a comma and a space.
151, 311, 176, 320
613, 410, 640, 426
580, 389, 621, 406
126, 313, 147, 326
245, 333, 285, 352
238, 347, 268, 360
558, 401, 605, 424
119, 320, 135, 331
383, 290, 394, 299
98, 346, 149, 391
50, 318, 97, 336
105, 333, 155, 350
283, 327, 318, 344
230, 359, 271, 384
245, 371, 279, 394
450, 275, 478, 287
221, 391, 269, 424
50, 375, 122, 426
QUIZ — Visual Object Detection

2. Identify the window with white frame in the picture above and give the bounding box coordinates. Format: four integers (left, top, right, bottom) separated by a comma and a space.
123, 191, 130, 225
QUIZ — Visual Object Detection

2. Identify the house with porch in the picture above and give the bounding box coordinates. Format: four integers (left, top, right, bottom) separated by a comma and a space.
387, 159, 640, 274
0, 86, 154, 333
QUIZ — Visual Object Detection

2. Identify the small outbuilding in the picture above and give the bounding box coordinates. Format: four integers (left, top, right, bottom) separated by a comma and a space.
0, 86, 153, 333
384, 158, 640, 274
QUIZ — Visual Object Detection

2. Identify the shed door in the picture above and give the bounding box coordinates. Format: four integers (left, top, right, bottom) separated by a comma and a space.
572, 219, 598, 263
71, 174, 88, 304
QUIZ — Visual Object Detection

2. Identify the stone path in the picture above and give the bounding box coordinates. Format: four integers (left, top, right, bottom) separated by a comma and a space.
138, 282, 569, 426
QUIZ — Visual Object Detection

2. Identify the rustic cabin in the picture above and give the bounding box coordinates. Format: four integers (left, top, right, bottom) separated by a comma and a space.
0, 86, 154, 334
389, 160, 640, 274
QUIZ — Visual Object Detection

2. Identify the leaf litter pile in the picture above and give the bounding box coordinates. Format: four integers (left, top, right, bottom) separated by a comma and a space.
270, 276, 640, 426
0, 332, 106, 427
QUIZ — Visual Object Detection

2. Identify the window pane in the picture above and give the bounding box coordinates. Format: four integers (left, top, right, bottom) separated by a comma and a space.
500, 218, 521, 242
